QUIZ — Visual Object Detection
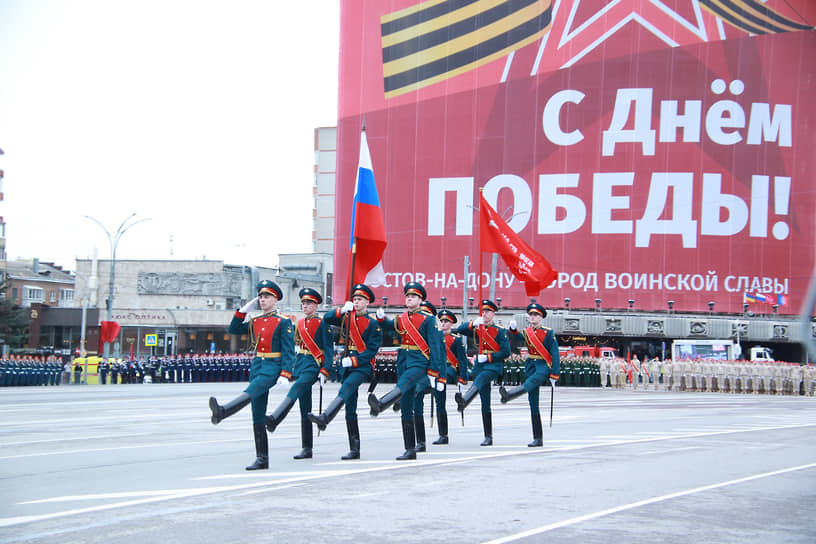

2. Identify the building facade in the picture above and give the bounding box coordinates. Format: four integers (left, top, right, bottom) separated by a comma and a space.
72, 256, 333, 358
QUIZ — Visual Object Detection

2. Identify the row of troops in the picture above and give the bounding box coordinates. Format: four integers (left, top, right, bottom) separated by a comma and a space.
208, 279, 562, 469
94, 355, 254, 384
600, 358, 816, 395
1, 356, 65, 386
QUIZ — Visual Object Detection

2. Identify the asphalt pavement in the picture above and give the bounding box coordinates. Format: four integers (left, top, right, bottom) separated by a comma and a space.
1, 382, 814, 543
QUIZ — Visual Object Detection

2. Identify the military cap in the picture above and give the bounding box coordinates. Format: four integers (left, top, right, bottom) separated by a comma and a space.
299, 287, 322, 304
351, 283, 375, 303
526, 303, 547, 317
480, 299, 498, 312
403, 281, 427, 300
257, 279, 283, 300
419, 300, 437, 316
438, 309, 458, 323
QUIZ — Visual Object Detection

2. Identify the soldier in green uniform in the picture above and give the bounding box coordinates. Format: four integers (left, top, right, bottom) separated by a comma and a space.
453, 300, 510, 446
265, 288, 333, 460
209, 280, 294, 470
432, 309, 469, 445
368, 282, 444, 460
500, 303, 560, 446
307, 284, 382, 460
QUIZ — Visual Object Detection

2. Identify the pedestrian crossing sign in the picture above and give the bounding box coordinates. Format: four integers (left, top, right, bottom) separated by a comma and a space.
145, 334, 158, 347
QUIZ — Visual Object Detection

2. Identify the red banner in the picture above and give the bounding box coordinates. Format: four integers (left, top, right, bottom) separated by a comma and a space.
98, 321, 121, 352
480, 192, 557, 296
335, 0, 815, 314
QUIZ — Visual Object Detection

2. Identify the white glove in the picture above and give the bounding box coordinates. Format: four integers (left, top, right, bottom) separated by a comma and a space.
458, 383, 466, 394
319, 373, 327, 386
434, 378, 445, 392
472, 316, 484, 327
276, 376, 289, 386
476, 354, 488, 363
376, 308, 385, 319
509, 319, 517, 331
550, 378, 557, 387
340, 301, 354, 314
341, 356, 353, 368
239, 297, 258, 313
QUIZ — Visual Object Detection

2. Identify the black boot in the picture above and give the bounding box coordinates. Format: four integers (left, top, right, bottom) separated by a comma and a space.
265, 396, 295, 433
307, 396, 344, 431
368, 387, 402, 417
454, 385, 479, 413
413, 415, 426, 452
293, 419, 313, 459
432, 411, 449, 445
210, 392, 251, 425
396, 419, 417, 460
341, 419, 361, 460
245, 424, 269, 470
528, 413, 543, 447
392, 400, 401, 412
499, 385, 526, 404
480, 412, 493, 446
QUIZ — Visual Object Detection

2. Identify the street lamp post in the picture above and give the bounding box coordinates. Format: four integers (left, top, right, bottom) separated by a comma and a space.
85, 213, 150, 358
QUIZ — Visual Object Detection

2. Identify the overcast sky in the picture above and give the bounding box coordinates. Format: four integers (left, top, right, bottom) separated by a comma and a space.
0, 0, 340, 272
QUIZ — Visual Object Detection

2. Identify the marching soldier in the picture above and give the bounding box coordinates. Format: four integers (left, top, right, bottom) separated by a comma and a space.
499, 303, 560, 446
453, 299, 510, 446
307, 284, 382, 460
432, 309, 469, 445
368, 282, 443, 460
265, 288, 333, 460
209, 280, 294, 470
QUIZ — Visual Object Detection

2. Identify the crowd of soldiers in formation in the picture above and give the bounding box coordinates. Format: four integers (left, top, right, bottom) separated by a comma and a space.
0, 355, 64, 386
600, 356, 816, 396
4, 352, 814, 396
93, 354, 256, 384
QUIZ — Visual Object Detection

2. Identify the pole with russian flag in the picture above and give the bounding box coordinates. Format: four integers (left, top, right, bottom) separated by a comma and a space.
347, 121, 387, 296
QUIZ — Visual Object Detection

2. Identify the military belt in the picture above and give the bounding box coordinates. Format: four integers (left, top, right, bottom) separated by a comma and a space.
256, 352, 282, 358
399, 344, 422, 351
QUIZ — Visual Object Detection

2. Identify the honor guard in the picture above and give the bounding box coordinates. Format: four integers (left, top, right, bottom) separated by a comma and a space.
209, 280, 295, 470
433, 310, 469, 445
500, 303, 561, 446
265, 288, 333, 460
409, 299, 442, 452
307, 284, 382, 460
453, 299, 510, 446
367, 282, 444, 460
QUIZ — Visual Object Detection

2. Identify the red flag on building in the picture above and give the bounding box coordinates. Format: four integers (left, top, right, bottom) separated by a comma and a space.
479, 192, 558, 297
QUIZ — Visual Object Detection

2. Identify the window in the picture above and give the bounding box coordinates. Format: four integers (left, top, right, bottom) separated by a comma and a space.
60, 289, 74, 302
24, 286, 45, 303
50, 290, 57, 303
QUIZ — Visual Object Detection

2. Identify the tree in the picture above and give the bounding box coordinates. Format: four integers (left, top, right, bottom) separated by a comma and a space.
0, 281, 29, 350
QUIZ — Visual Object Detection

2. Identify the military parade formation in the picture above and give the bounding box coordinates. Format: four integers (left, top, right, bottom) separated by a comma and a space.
7, 279, 814, 472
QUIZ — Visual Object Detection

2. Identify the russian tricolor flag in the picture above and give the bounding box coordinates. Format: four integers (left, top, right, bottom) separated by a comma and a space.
349, 130, 387, 287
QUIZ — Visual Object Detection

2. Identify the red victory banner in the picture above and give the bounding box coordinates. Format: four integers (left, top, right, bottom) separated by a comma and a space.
480, 191, 557, 297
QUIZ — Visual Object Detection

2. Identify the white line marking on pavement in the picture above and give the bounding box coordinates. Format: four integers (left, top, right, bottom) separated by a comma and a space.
3, 422, 814, 528
482, 462, 816, 544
